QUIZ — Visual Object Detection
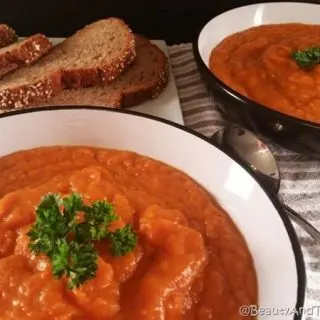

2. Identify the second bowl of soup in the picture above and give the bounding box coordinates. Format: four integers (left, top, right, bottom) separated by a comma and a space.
194, 2, 320, 157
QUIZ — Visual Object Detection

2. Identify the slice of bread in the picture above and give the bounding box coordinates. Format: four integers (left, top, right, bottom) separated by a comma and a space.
0, 24, 17, 48
0, 34, 53, 79
37, 35, 169, 108
0, 18, 136, 109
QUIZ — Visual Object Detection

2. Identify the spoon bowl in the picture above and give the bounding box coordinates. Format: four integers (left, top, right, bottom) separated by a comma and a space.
212, 124, 320, 244
213, 125, 281, 194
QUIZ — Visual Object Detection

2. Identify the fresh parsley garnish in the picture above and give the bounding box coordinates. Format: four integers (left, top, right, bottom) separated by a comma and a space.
292, 47, 320, 69
28, 194, 68, 258
52, 239, 98, 289
108, 224, 137, 256
27, 192, 137, 289
82, 200, 118, 241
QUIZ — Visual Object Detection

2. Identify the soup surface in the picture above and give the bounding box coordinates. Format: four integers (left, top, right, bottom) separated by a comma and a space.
209, 23, 320, 123
0, 146, 257, 319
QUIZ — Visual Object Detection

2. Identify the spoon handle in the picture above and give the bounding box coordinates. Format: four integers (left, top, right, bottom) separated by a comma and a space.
282, 202, 320, 244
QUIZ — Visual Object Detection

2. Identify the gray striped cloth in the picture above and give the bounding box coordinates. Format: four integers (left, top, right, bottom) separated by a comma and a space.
168, 43, 320, 319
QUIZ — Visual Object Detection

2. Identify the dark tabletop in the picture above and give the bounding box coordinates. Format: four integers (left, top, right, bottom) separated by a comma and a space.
0, 0, 318, 44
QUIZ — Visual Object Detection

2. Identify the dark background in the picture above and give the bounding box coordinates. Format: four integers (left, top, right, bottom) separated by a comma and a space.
0, 0, 318, 44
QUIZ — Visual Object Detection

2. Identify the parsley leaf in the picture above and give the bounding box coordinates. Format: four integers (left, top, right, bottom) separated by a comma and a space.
292, 47, 320, 69
108, 224, 138, 256
82, 200, 118, 241
28, 192, 137, 289
27, 193, 67, 258
52, 239, 98, 289
62, 193, 83, 228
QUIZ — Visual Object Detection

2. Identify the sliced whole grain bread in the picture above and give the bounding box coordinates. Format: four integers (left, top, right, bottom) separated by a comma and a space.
0, 18, 135, 109
0, 34, 53, 79
0, 24, 17, 48
37, 34, 169, 108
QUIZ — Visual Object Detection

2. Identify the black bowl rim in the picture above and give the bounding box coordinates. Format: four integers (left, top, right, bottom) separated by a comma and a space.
0, 105, 306, 319
193, 1, 320, 130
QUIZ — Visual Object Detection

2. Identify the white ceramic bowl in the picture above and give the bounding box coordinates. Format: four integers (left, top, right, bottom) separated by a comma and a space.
193, 1, 320, 157
197, 2, 319, 68
0, 107, 305, 319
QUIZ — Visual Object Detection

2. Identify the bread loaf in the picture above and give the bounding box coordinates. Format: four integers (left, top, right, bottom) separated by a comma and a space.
0, 18, 136, 109
39, 35, 168, 108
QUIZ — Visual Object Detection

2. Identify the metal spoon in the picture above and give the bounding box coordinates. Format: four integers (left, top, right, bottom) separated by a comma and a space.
212, 124, 320, 244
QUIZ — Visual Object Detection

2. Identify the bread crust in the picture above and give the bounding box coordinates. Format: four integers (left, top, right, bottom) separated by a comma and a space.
120, 41, 169, 108
0, 72, 62, 109
0, 34, 53, 79
0, 63, 18, 79
0, 24, 17, 48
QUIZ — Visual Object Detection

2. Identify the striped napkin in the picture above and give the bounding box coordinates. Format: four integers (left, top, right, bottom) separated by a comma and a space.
168, 43, 320, 320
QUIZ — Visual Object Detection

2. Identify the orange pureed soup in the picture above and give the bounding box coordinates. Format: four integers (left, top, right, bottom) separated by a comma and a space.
0, 146, 257, 319
209, 23, 320, 123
